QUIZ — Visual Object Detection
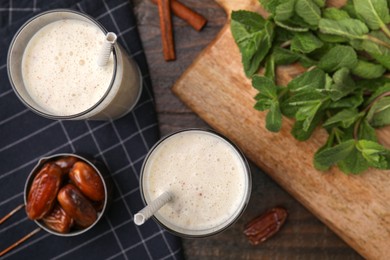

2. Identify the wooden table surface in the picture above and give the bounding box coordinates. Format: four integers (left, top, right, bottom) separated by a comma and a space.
133, 0, 363, 259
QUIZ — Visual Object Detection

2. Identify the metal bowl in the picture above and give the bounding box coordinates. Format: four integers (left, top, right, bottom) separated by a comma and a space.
24, 153, 110, 236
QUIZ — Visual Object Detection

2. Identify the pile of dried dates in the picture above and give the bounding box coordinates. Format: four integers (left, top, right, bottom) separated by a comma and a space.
26, 156, 105, 233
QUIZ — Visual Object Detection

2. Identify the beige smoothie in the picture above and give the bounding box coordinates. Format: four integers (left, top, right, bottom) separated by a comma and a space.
21, 17, 141, 119
141, 130, 251, 236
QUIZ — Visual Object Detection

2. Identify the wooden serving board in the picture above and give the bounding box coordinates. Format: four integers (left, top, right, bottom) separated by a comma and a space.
172, 0, 390, 259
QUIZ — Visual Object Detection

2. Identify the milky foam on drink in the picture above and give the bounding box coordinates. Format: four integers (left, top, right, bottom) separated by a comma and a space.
22, 19, 114, 116
143, 131, 248, 234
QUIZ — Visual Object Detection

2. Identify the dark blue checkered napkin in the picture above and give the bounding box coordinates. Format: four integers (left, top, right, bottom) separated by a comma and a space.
0, 0, 183, 259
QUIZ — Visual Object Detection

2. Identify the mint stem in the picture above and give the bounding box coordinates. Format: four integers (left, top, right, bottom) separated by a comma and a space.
366, 35, 390, 49
280, 40, 291, 48
380, 24, 390, 40
277, 87, 289, 99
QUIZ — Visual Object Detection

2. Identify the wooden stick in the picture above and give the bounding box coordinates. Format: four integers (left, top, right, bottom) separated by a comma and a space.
0, 204, 24, 225
157, 0, 176, 61
0, 228, 41, 257
152, 0, 207, 31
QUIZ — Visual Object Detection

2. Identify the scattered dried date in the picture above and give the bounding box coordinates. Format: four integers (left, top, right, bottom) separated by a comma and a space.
244, 207, 288, 245
26, 163, 63, 220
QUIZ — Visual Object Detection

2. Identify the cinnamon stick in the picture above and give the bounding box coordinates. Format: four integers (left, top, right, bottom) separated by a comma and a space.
152, 0, 207, 31
0, 228, 41, 257
0, 204, 24, 225
157, 0, 176, 61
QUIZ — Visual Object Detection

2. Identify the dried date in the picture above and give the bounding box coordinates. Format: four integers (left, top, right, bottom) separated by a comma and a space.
57, 184, 97, 228
244, 207, 288, 245
26, 163, 63, 220
54, 156, 78, 175
42, 204, 74, 233
69, 161, 105, 202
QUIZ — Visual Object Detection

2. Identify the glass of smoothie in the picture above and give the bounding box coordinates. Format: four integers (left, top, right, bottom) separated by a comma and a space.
7, 9, 142, 120
139, 129, 252, 237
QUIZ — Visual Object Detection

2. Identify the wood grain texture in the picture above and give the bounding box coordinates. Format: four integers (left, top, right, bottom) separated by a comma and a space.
134, 0, 367, 259
171, 1, 390, 259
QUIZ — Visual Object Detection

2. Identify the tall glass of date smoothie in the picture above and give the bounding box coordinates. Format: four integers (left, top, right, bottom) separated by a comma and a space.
139, 129, 252, 237
7, 9, 142, 120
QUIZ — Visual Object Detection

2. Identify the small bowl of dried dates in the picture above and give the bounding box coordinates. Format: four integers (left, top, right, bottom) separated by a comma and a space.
24, 153, 109, 236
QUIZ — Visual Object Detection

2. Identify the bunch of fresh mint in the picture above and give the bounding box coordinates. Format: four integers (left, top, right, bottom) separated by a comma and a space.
231, 0, 390, 174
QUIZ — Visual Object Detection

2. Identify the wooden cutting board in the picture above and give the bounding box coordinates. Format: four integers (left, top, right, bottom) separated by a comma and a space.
172, 0, 390, 259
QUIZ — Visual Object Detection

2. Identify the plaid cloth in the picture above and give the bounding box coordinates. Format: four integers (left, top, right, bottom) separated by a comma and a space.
0, 0, 183, 259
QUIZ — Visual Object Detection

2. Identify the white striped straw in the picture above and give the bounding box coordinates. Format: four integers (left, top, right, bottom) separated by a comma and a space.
97, 32, 117, 66
134, 192, 173, 226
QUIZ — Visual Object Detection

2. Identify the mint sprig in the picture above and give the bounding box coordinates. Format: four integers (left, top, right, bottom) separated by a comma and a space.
231, 0, 390, 174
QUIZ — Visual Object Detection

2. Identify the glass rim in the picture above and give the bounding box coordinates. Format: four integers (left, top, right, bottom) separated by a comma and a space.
7, 9, 118, 120
139, 128, 252, 238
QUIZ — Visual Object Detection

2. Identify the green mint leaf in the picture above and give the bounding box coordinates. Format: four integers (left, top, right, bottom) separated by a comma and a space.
318, 18, 369, 40
287, 69, 326, 92
362, 31, 390, 70
231, 10, 266, 34
280, 100, 299, 118
273, 47, 300, 64
337, 145, 369, 174
253, 75, 279, 112
314, 139, 356, 170
259, 0, 281, 13
367, 96, 390, 127
353, 0, 390, 31
358, 119, 378, 142
295, 0, 321, 26
341, 0, 358, 18
281, 90, 325, 117
328, 92, 364, 109
323, 8, 350, 20
252, 75, 277, 98
254, 98, 273, 111
290, 13, 318, 30
266, 101, 283, 132
264, 55, 276, 81
291, 32, 323, 53
274, 0, 295, 22
323, 108, 362, 128
274, 27, 294, 44
248, 21, 275, 77
329, 68, 356, 100
358, 119, 378, 141
275, 20, 309, 32
273, 47, 317, 67
312, 0, 325, 7
231, 0, 390, 175
295, 102, 322, 131
357, 78, 390, 94
364, 83, 390, 105
349, 39, 365, 50
231, 12, 274, 77
317, 32, 349, 43
351, 59, 386, 79
307, 42, 336, 60
357, 140, 390, 169
318, 46, 358, 72
291, 111, 323, 140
